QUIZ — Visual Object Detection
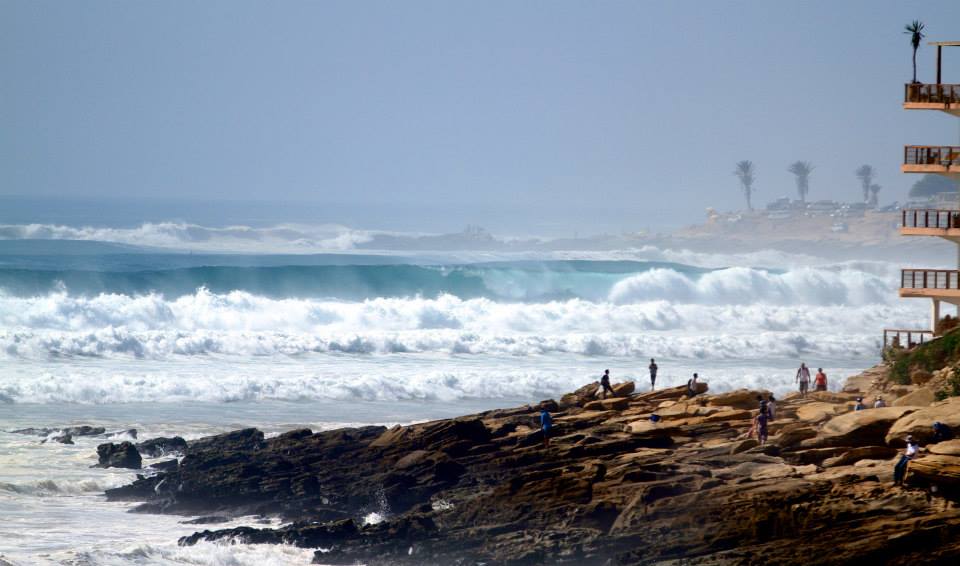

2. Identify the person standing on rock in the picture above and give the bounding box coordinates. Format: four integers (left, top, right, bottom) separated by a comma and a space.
814, 368, 828, 392
796, 363, 811, 397
767, 394, 777, 421
854, 397, 865, 411
893, 435, 919, 486
754, 408, 769, 445
540, 409, 553, 448
648, 359, 658, 390
686, 373, 699, 398
600, 370, 616, 399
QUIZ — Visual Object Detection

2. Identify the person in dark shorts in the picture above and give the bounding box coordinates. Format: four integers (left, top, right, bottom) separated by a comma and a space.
600, 369, 616, 399
648, 358, 658, 390
540, 409, 553, 448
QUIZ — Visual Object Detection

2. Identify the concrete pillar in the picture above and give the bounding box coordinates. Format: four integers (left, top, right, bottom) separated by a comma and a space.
933, 298, 942, 334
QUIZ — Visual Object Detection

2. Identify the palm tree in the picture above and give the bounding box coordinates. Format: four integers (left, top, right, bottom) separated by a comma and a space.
869, 184, 882, 207
787, 161, 814, 203
855, 164, 875, 203
904, 20, 925, 84
733, 160, 756, 211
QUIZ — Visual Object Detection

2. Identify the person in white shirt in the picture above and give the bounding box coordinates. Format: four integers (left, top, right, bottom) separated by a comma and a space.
874, 396, 886, 408
893, 435, 919, 486
796, 363, 811, 398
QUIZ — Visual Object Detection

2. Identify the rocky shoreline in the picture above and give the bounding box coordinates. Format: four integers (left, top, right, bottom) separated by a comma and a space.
92, 368, 960, 565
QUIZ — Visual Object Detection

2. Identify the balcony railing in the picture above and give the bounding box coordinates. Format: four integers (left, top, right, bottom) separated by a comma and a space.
901, 269, 960, 290
905, 83, 960, 104
883, 328, 933, 350
902, 208, 960, 229
904, 145, 960, 166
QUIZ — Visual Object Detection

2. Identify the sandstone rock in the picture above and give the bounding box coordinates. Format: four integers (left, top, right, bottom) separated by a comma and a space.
911, 369, 933, 385
885, 398, 960, 446
729, 438, 758, 454
907, 454, 960, 485
929, 439, 960, 456
706, 389, 770, 410
96, 442, 142, 469
892, 388, 935, 407
810, 406, 917, 448
822, 446, 897, 468
612, 381, 635, 397
583, 397, 629, 411
559, 382, 599, 408
795, 402, 845, 423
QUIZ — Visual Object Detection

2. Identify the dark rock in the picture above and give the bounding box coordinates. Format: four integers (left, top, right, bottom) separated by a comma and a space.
137, 436, 188, 458
148, 458, 179, 472
105, 429, 138, 439
95, 442, 142, 469
181, 515, 231, 525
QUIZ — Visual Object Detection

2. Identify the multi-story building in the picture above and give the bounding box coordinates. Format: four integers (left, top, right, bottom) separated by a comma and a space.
891, 41, 960, 349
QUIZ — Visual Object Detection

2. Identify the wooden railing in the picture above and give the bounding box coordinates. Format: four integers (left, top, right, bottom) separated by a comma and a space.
902, 208, 960, 229
905, 83, 960, 104
883, 328, 933, 349
901, 269, 960, 290
904, 145, 960, 166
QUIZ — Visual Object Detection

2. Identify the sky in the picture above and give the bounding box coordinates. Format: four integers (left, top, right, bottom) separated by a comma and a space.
3, 0, 960, 235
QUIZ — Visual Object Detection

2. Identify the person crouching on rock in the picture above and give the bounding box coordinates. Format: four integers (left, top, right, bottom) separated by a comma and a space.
540, 409, 553, 449
893, 435, 919, 486
686, 373, 699, 398
873, 396, 886, 408
854, 397, 865, 411
933, 421, 954, 443
600, 369, 616, 399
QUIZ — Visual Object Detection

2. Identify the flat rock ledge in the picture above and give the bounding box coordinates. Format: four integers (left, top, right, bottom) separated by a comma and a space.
103, 377, 960, 565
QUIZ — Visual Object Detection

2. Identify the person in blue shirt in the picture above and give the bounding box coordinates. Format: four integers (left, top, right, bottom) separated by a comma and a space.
540, 409, 553, 448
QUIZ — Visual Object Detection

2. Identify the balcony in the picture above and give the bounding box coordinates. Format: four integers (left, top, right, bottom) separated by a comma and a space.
904, 83, 960, 115
900, 269, 960, 303
900, 209, 960, 239
902, 146, 960, 177
882, 328, 934, 350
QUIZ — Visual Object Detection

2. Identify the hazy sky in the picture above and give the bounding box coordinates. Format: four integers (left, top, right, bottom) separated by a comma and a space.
3, 1, 960, 234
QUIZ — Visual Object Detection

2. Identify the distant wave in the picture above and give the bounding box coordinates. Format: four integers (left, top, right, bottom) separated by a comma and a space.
0, 261, 897, 304
0, 222, 373, 253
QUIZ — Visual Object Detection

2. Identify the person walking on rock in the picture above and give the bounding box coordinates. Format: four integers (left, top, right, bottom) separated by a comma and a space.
540, 409, 553, 449
814, 368, 828, 392
796, 363, 811, 398
648, 358, 658, 391
600, 370, 616, 399
893, 435, 919, 486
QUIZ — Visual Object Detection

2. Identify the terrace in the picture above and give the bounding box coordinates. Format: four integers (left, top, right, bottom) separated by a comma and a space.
900, 268, 960, 303
900, 208, 960, 240
901, 146, 960, 177
903, 41, 960, 115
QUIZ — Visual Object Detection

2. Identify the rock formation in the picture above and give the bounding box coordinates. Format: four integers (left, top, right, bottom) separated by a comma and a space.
102, 374, 960, 564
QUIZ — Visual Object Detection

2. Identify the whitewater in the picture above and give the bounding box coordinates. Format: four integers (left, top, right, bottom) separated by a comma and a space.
0, 234, 930, 565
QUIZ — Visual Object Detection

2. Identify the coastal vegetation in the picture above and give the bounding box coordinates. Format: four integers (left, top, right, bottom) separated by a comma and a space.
855, 164, 875, 203
733, 160, 756, 210
787, 160, 815, 202
887, 325, 960, 387
905, 20, 926, 84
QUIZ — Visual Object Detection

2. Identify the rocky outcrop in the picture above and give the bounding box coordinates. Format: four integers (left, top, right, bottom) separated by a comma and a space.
95, 442, 142, 469
101, 378, 960, 565
886, 397, 960, 446
137, 436, 188, 458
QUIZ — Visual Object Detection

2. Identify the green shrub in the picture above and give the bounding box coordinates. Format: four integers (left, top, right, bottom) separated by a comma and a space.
889, 328, 960, 385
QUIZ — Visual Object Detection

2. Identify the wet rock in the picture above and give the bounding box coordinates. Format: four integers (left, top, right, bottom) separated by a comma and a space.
105, 429, 138, 439
95, 442, 142, 469
137, 436, 188, 458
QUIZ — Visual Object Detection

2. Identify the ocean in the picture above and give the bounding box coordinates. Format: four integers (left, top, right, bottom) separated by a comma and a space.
0, 222, 928, 565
